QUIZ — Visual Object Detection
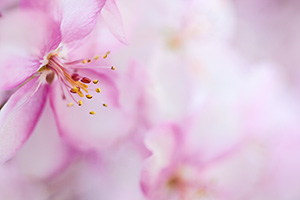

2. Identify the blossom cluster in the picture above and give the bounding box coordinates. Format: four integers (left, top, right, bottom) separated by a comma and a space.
0, 0, 300, 199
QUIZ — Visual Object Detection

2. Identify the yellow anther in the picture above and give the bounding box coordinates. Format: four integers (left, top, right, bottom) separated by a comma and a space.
86, 94, 93, 99
89, 111, 96, 115
103, 51, 110, 59
67, 102, 73, 107
94, 55, 100, 60
71, 86, 79, 93
111, 66, 116, 70
82, 60, 87, 64
103, 103, 108, 107
95, 88, 101, 93
78, 100, 83, 106
93, 80, 99, 84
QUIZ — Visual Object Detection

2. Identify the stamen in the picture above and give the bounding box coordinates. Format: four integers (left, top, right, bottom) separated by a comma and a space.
70, 86, 79, 93
71, 73, 80, 81
77, 90, 84, 97
81, 77, 91, 84
44, 53, 114, 112
103, 51, 110, 59
86, 94, 93, 99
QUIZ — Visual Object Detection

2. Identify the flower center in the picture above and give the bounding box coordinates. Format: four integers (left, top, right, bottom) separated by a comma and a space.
38, 50, 114, 115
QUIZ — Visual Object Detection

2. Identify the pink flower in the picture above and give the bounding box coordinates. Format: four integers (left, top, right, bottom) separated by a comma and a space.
0, 0, 127, 163
140, 123, 238, 200
140, 61, 300, 200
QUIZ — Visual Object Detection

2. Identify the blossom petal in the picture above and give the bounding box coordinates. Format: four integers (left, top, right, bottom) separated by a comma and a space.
59, 0, 106, 44
70, 144, 145, 199
0, 165, 47, 199
0, 9, 61, 90
0, 78, 49, 163
141, 124, 182, 196
0, 56, 40, 91
11, 102, 73, 179
21, 0, 106, 44
101, 0, 128, 44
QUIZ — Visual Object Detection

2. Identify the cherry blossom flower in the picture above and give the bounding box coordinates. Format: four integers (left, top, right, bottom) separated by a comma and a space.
140, 62, 300, 200
0, 0, 128, 163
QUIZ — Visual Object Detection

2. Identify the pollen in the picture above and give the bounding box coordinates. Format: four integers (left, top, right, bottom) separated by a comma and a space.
111, 66, 116, 70
94, 55, 100, 60
95, 88, 101, 93
71, 73, 80, 81
67, 102, 73, 107
86, 94, 93, 99
89, 111, 96, 115
82, 60, 87, 64
93, 80, 99, 84
70, 86, 79, 93
87, 59, 91, 63
81, 77, 91, 84
103, 103, 108, 107
103, 51, 110, 59
78, 100, 83, 106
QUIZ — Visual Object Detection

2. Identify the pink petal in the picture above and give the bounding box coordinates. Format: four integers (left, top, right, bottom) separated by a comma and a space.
0, 9, 61, 58
49, 70, 133, 151
11, 102, 73, 179
21, 0, 106, 44
0, 57, 40, 90
141, 124, 182, 196
0, 9, 61, 90
0, 78, 49, 163
0, 165, 47, 199
66, 18, 127, 62
101, 0, 128, 44
72, 144, 145, 199
59, 0, 106, 44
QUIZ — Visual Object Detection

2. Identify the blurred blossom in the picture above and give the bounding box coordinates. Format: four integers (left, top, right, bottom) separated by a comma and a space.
232, 0, 300, 86
1, 0, 300, 199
